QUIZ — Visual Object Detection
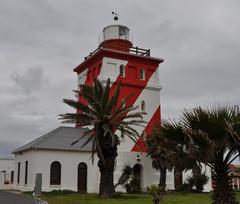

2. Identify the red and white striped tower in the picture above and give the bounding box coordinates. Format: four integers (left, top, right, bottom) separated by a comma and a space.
73, 22, 166, 190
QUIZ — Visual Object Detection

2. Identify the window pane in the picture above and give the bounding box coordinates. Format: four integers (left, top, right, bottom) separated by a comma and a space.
119, 65, 125, 77
140, 68, 145, 80
25, 161, 28, 185
17, 162, 20, 184
141, 101, 145, 111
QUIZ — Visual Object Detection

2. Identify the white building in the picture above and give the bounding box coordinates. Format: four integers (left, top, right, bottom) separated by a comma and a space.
12, 126, 171, 192
12, 127, 98, 192
0, 158, 14, 189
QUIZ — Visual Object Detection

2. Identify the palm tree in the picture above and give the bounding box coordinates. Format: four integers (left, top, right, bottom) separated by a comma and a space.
59, 78, 145, 198
114, 164, 133, 189
147, 125, 175, 190
147, 124, 199, 191
159, 106, 240, 204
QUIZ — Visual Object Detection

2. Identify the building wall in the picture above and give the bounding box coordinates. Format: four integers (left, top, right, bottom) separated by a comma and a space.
14, 151, 35, 191
115, 152, 175, 192
13, 149, 175, 193
0, 159, 14, 187
14, 150, 99, 193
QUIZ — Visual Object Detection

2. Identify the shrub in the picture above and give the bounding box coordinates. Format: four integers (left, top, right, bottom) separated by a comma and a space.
186, 171, 209, 193
146, 185, 167, 204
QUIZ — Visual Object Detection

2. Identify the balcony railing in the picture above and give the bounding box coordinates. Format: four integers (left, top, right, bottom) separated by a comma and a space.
129, 46, 150, 56
84, 46, 151, 60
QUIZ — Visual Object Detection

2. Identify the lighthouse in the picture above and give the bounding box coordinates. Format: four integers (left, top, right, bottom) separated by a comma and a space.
73, 19, 165, 190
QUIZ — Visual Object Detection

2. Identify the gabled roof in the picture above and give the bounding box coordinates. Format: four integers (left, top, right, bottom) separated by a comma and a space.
13, 126, 92, 154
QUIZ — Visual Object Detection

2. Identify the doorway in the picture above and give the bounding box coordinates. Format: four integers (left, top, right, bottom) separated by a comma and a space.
78, 162, 87, 193
132, 164, 143, 192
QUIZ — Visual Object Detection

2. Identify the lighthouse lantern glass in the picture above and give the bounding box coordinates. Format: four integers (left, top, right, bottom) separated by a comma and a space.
119, 26, 129, 40
103, 25, 129, 41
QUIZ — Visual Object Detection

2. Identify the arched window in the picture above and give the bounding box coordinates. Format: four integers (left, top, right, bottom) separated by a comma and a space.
78, 162, 87, 192
119, 64, 125, 77
50, 161, 61, 185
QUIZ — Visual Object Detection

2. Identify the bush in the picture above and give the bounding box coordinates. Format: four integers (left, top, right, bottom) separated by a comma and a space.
146, 185, 167, 204
116, 164, 142, 193
186, 171, 209, 193
44, 190, 76, 195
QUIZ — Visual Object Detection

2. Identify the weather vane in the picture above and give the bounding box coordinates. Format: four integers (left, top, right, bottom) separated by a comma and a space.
112, 11, 119, 21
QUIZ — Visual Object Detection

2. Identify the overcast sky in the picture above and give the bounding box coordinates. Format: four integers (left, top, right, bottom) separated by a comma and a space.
0, 0, 239, 158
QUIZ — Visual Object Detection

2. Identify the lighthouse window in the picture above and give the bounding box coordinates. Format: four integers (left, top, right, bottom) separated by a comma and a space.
142, 130, 147, 141
119, 64, 125, 77
141, 100, 146, 112
119, 26, 127, 39
140, 68, 145, 80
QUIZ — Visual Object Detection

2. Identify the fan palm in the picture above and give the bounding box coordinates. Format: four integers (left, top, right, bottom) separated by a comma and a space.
114, 164, 133, 188
147, 123, 199, 190
59, 78, 145, 198
147, 125, 175, 190
159, 106, 240, 204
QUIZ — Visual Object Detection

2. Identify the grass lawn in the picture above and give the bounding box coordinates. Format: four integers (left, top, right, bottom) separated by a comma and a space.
41, 192, 240, 204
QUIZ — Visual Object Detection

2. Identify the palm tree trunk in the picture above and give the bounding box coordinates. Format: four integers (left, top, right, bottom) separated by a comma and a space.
159, 167, 167, 191
97, 125, 118, 198
174, 169, 183, 191
212, 152, 238, 204
98, 156, 116, 198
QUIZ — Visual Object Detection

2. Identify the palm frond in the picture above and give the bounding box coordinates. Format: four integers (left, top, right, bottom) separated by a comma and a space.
60, 78, 146, 163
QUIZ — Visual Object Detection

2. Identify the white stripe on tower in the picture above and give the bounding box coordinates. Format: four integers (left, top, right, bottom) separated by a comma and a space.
98, 57, 128, 82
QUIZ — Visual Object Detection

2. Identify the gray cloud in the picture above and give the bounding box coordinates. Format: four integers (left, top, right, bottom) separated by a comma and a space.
0, 0, 240, 157
10, 66, 49, 94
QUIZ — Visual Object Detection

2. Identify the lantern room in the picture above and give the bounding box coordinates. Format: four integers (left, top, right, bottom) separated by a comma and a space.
103, 25, 130, 41
100, 24, 133, 52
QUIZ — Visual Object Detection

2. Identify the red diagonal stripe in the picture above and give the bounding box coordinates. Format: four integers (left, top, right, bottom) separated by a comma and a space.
131, 105, 161, 152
